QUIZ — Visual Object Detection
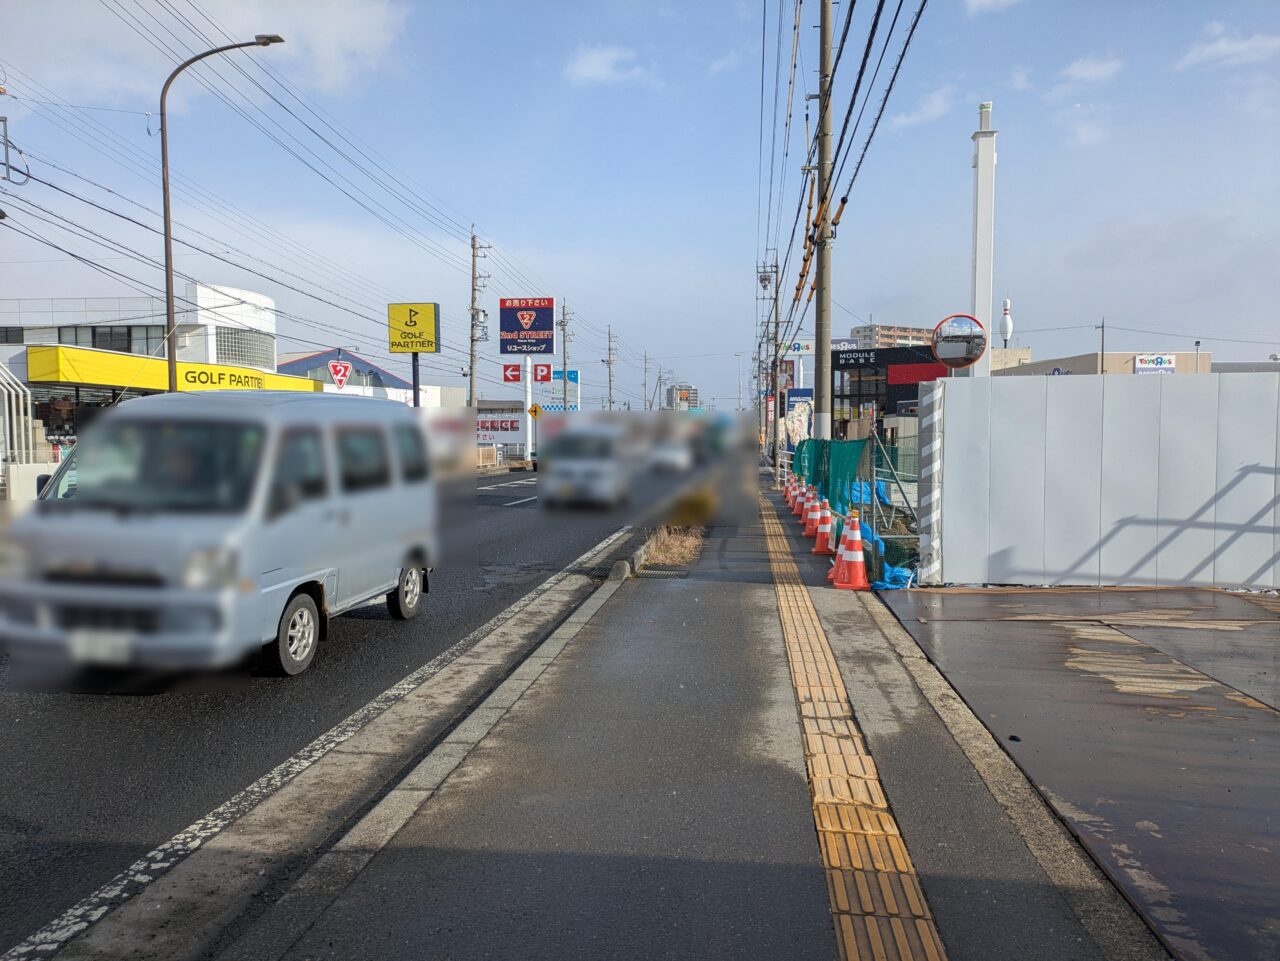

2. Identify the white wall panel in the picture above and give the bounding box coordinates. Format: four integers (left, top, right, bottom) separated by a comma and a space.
939, 378, 991, 584
1156, 375, 1219, 585
1043, 376, 1103, 584
1098, 377, 1163, 583
988, 378, 1047, 583
1212, 374, 1279, 587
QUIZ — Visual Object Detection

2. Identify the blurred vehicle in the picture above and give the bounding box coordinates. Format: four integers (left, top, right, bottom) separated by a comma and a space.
538, 423, 630, 508
648, 438, 693, 474
0, 392, 437, 676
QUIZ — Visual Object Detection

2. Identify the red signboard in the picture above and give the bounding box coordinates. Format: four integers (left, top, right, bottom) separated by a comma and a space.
533, 363, 552, 383
502, 363, 522, 383
328, 360, 352, 389
887, 362, 949, 386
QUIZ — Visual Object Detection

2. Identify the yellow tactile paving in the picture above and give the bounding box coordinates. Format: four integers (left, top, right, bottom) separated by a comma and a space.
761, 496, 949, 961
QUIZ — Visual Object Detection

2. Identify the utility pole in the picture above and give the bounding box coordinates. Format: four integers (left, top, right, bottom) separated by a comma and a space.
736, 353, 743, 410
468, 225, 490, 407
643, 351, 649, 411
1097, 315, 1106, 373
603, 326, 616, 410
558, 301, 571, 410
812, 0, 834, 438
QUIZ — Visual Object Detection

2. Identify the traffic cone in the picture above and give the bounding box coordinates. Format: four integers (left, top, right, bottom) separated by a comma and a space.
803, 492, 821, 538
792, 483, 808, 517
833, 511, 870, 591
812, 500, 836, 555
785, 476, 796, 509
828, 521, 851, 582
799, 488, 815, 528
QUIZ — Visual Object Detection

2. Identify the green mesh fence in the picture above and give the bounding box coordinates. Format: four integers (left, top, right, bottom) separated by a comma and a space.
790, 438, 868, 535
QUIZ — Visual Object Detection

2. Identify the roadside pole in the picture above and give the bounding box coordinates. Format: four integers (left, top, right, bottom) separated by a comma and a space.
411, 351, 420, 407
559, 302, 570, 410
525, 355, 532, 456
812, 0, 833, 436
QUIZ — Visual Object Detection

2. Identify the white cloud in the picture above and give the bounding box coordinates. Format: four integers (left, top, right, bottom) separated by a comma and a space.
1048, 55, 1124, 99
564, 45, 660, 88
0, 0, 408, 104
1177, 24, 1280, 69
1061, 55, 1124, 84
890, 85, 955, 128
965, 0, 1022, 14
1055, 105, 1109, 147
708, 50, 742, 76
1010, 65, 1033, 91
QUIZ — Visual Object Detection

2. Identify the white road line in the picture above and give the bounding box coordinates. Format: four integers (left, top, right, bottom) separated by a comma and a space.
1, 525, 632, 961
503, 496, 538, 507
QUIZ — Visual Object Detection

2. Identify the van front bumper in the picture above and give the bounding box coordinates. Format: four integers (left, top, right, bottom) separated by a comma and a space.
0, 579, 254, 669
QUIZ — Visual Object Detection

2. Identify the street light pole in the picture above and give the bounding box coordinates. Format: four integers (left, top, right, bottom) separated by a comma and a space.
161, 34, 283, 393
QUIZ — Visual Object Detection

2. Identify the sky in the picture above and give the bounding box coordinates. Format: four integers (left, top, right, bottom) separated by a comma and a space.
0, 0, 1277, 407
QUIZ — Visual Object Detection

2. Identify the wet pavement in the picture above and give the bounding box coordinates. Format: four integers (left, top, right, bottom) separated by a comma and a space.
883, 588, 1280, 961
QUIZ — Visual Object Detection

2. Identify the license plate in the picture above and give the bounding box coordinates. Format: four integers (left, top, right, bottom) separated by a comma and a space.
69, 629, 134, 665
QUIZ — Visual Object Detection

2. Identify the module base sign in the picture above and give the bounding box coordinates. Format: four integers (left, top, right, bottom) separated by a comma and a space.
499, 298, 556, 354
388, 303, 440, 354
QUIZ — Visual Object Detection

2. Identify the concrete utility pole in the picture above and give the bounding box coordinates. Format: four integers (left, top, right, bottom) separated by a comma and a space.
963, 101, 997, 378
812, 0, 834, 437
468, 225, 490, 407
603, 326, 616, 410
558, 301, 571, 410
643, 351, 649, 411
736, 352, 743, 410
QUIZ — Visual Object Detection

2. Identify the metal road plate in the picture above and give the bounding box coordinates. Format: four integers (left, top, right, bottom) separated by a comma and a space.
69, 629, 133, 665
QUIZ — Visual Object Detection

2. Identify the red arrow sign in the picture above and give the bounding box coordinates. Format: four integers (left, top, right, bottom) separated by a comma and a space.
328, 359, 353, 389
533, 363, 552, 383
502, 363, 522, 383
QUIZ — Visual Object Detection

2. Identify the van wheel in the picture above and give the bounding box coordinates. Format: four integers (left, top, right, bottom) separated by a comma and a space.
265, 594, 320, 676
387, 565, 423, 621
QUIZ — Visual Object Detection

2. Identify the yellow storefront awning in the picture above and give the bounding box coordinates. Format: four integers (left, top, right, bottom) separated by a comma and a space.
26, 345, 323, 393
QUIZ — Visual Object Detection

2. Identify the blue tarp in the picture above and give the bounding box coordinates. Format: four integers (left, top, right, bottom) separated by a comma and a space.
844, 480, 892, 507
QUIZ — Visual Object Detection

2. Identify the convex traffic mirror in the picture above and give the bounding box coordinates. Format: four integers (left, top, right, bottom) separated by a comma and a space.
931, 314, 987, 369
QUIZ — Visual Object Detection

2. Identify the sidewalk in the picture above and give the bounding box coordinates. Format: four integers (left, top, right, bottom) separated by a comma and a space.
219, 472, 1165, 961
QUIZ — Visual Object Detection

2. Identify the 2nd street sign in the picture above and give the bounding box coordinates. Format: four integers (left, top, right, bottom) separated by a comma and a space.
499, 297, 556, 354
387, 303, 440, 354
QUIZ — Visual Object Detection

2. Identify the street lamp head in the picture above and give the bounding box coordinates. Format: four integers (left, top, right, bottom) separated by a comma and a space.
255, 34, 285, 46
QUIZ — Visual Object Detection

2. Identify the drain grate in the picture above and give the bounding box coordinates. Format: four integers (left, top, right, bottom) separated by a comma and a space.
635, 569, 690, 579
564, 564, 614, 578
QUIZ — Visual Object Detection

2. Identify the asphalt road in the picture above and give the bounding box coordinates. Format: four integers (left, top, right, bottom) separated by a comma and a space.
0, 467, 694, 952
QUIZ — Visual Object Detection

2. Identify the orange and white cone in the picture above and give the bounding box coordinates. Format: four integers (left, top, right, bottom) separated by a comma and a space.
833, 511, 870, 591
812, 500, 836, 555
803, 492, 822, 538
828, 521, 851, 582
793, 483, 808, 517
785, 476, 796, 508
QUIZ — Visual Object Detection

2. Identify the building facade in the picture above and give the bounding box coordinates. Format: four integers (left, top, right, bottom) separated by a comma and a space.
994, 351, 1211, 377
847, 323, 932, 350
664, 383, 700, 410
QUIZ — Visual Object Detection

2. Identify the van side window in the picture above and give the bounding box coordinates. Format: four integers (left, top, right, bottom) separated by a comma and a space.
270, 428, 326, 514
337, 427, 391, 492
394, 424, 429, 483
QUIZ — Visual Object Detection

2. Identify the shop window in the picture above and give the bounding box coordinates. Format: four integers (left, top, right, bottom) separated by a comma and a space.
130, 325, 166, 357
59, 326, 93, 348
0, 328, 23, 344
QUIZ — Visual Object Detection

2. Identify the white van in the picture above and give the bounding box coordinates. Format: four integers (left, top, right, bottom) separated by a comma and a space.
0, 392, 437, 676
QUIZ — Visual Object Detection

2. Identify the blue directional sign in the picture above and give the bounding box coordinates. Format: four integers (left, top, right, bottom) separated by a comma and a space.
551, 368, 580, 384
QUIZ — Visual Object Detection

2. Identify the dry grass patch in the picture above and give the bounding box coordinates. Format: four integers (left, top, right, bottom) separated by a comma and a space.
645, 525, 708, 567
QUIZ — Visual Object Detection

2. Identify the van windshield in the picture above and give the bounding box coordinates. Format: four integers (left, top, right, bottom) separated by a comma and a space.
48, 419, 265, 513
546, 434, 613, 460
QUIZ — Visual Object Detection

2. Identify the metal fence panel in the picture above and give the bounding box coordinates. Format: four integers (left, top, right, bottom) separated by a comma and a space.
1212, 373, 1279, 587
1043, 376, 1104, 585
939, 377, 991, 584
1156, 374, 1220, 586
988, 378, 1047, 583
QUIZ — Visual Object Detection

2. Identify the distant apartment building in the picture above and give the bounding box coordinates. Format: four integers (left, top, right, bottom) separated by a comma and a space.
664, 383, 700, 410
848, 323, 932, 349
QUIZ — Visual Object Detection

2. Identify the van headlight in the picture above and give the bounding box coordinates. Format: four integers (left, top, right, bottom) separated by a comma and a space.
183, 547, 238, 590
0, 540, 31, 580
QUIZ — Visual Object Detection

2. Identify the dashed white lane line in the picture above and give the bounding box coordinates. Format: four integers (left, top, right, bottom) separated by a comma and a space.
478, 478, 537, 490
0, 526, 632, 961
503, 496, 538, 507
